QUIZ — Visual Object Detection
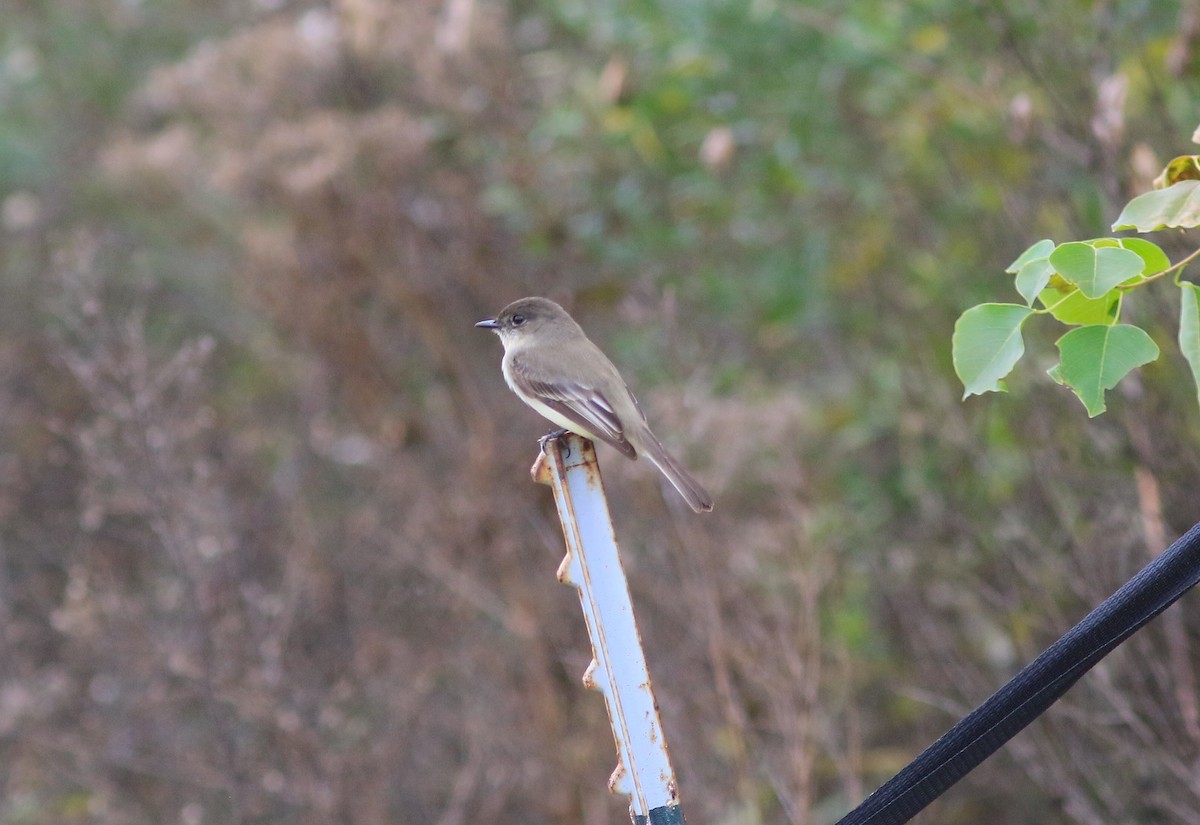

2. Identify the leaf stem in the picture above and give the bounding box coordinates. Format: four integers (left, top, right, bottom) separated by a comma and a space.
1126, 245, 1200, 289
1169, 246, 1200, 286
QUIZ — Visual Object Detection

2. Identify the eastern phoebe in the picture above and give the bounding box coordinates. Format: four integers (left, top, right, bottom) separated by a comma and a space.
476, 297, 714, 513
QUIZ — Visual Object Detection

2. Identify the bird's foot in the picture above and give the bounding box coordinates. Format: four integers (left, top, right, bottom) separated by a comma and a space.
538, 429, 572, 455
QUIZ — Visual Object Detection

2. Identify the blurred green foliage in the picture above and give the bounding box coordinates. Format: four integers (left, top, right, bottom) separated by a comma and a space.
515, 0, 1193, 361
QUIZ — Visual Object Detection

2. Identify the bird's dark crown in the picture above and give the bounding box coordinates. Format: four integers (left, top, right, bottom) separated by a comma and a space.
478, 297, 575, 335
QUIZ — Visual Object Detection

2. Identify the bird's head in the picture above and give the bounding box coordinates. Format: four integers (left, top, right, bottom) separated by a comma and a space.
475, 297, 577, 345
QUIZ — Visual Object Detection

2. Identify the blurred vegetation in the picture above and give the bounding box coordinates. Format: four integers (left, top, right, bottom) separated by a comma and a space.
3, 1, 1200, 824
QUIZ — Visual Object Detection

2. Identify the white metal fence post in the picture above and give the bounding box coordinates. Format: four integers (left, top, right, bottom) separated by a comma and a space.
532, 433, 685, 825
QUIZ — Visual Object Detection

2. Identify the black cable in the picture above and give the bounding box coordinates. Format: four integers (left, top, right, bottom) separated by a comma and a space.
836, 520, 1200, 825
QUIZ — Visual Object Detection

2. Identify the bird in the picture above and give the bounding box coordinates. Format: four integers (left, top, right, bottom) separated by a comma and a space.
476, 297, 714, 513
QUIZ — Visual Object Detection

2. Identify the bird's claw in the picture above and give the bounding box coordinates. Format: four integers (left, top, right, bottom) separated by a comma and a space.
538, 429, 573, 456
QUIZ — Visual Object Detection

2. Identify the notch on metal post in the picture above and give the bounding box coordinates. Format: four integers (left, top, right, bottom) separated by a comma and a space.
532, 433, 685, 825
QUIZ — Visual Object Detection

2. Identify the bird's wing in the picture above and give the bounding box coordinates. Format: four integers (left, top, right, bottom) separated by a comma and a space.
507, 352, 637, 458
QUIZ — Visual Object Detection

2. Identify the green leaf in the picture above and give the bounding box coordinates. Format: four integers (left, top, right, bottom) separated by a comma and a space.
1047, 363, 1066, 385
1005, 239, 1055, 274
1114, 237, 1170, 280
1006, 240, 1055, 306
953, 303, 1033, 399
1048, 241, 1144, 298
1153, 155, 1200, 189
1179, 283, 1200, 409
1015, 258, 1053, 306
1050, 324, 1160, 416
1112, 180, 1200, 232
1039, 282, 1120, 326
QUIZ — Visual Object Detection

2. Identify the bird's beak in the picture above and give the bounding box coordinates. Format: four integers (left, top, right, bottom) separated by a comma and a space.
475, 318, 500, 330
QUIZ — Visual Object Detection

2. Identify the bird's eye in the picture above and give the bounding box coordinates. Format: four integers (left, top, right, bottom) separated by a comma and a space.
511, 314, 526, 326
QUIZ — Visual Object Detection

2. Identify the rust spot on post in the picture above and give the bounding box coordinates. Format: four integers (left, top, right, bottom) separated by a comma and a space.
530, 449, 552, 485
582, 659, 599, 690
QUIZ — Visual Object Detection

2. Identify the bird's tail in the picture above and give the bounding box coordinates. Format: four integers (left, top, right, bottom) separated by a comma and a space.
639, 434, 714, 513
